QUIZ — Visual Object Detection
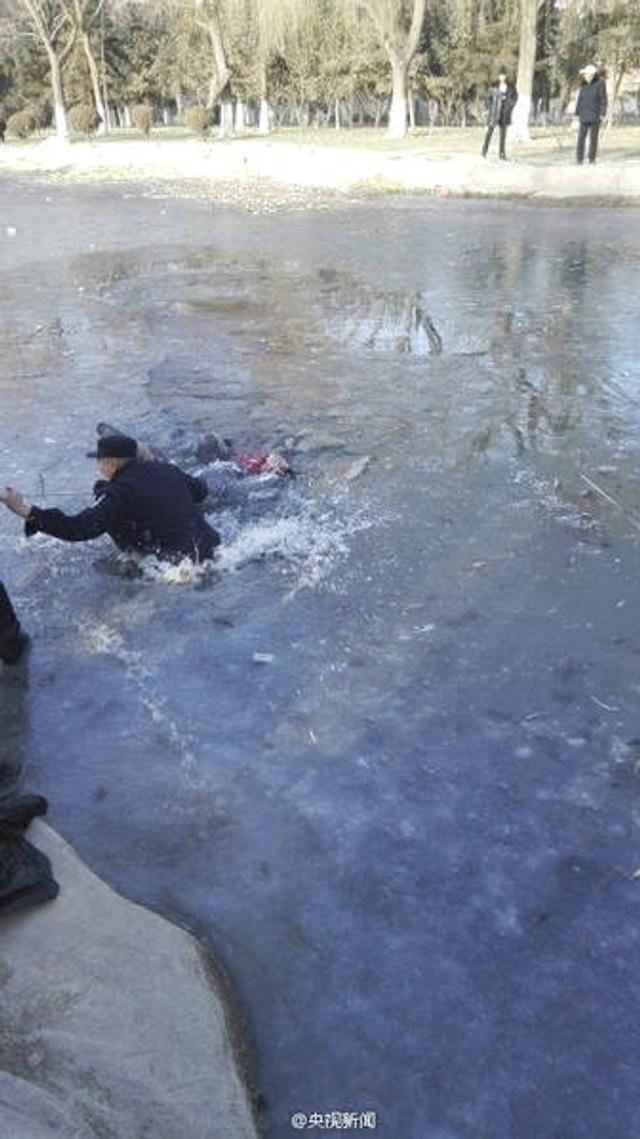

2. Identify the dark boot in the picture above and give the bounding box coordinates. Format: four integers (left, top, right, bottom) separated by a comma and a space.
0, 583, 28, 666
0, 792, 48, 833
1, 630, 30, 666
0, 792, 59, 914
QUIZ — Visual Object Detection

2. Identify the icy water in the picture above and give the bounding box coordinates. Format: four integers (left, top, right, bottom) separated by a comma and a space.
2, 178, 640, 1138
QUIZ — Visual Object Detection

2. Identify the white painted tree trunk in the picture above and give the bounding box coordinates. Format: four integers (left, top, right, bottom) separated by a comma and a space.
511, 91, 532, 141
218, 98, 233, 138
234, 100, 246, 133
258, 98, 270, 134
511, 0, 538, 141
387, 56, 409, 138
48, 50, 68, 139
334, 98, 340, 130
604, 67, 623, 129
387, 93, 408, 139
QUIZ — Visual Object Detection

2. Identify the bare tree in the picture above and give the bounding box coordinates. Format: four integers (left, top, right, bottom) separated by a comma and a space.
254, 0, 292, 134
19, 0, 76, 137
193, 0, 231, 135
63, 0, 107, 127
357, 0, 427, 138
250, 0, 321, 134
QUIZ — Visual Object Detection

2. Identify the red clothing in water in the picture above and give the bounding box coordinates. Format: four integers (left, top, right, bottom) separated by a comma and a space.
234, 453, 271, 474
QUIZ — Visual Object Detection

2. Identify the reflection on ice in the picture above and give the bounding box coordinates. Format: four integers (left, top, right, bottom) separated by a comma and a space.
319, 282, 443, 356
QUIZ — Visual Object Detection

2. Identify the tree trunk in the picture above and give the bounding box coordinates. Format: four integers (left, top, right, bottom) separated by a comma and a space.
334, 98, 340, 129
218, 95, 233, 137
258, 60, 270, 134
47, 47, 68, 139
408, 86, 415, 130
20, 0, 70, 139
362, 0, 426, 139
81, 31, 106, 130
99, 2, 110, 132
387, 55, 408, 138
234, 99, 245, 133
258, 97, 270, 134
205, 8, 230, 106
511, 0, 539, 141
604, 66, 624, 130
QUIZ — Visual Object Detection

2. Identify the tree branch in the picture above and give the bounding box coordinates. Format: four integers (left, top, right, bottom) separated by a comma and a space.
404, 0, 427, 65
58, 19, 75, 61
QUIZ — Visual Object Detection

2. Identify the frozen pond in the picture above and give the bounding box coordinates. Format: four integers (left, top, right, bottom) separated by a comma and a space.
2, 178, 640, 1137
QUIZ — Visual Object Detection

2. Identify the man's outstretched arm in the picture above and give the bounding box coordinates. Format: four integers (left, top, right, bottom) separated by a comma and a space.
1, 486, 125, 543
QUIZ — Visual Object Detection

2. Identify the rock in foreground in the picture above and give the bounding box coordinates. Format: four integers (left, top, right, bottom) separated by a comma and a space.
0, 821, 259, 1139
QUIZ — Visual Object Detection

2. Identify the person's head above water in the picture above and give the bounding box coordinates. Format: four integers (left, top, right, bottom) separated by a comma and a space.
87, 434, 138, 480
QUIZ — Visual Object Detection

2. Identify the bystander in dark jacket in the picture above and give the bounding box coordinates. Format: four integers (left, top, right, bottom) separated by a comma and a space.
482, 69, 518, 160
575, 64, 608, 164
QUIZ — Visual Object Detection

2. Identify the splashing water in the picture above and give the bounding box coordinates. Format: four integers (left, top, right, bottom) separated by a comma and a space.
110, 486, 381, 594
214, 491, 378, 597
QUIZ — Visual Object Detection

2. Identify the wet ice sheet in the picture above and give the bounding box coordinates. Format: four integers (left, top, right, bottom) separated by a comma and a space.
2, 180, 640, 1138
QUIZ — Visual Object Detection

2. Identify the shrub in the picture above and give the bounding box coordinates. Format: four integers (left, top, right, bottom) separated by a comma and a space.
184, 106, 212, 137
6, 108, 37, 139
30, 101, 51, 129
131, 104, 153, 136
68, 103, 100, 135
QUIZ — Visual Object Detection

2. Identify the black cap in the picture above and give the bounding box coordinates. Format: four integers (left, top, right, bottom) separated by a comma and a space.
87, 435, 138, 460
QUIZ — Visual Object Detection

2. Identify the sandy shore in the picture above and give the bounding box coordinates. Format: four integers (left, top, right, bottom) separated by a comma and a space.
1, 134, 639, 208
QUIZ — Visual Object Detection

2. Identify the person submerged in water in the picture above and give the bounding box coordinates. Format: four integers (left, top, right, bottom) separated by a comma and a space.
97, 420, 294, 478
94, 421, 295, 516
0, 435, 220, 564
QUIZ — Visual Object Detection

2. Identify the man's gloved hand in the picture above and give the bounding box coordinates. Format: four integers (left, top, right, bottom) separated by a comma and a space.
93, 479, 109, 499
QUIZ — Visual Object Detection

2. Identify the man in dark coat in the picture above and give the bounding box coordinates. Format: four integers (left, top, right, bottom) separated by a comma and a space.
575, 63, 608, 164
0, 581, 28, 665
0, 435, 220, 563
482, 68, 518, 160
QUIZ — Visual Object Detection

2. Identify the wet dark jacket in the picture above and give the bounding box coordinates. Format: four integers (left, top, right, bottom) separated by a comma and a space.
576, 77, 608, 123
25, 459, 220, 562
485, 83, 518, 127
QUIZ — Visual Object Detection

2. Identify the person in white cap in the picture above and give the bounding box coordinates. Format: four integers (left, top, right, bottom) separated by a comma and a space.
575, 64, 607, 164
